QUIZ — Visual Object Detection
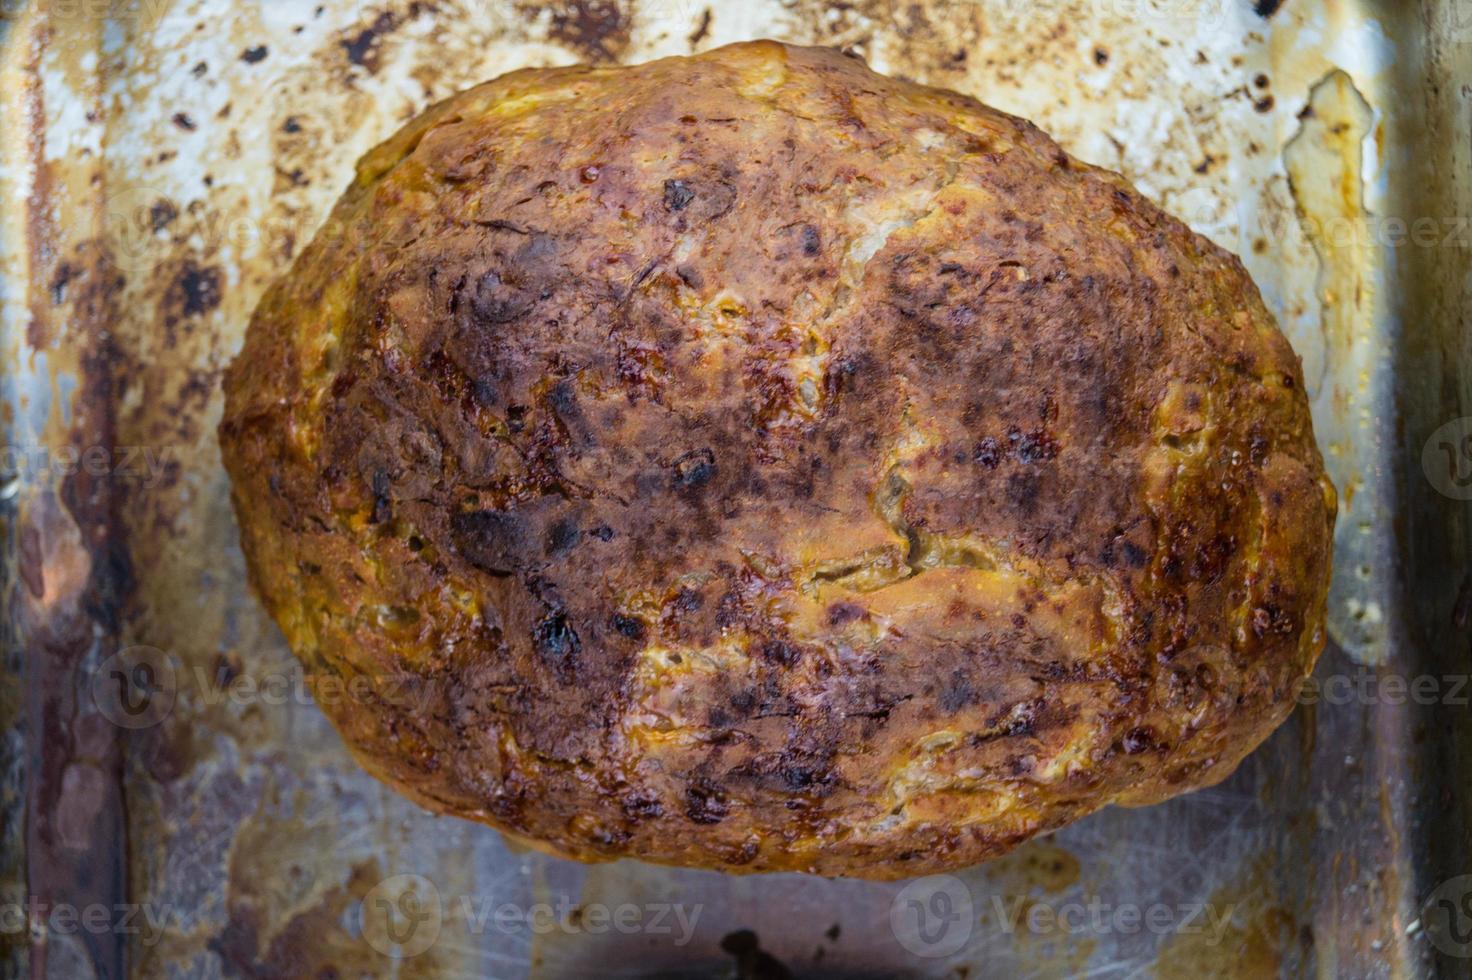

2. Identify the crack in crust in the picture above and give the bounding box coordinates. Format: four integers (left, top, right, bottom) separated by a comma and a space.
219, 41, 1336, 878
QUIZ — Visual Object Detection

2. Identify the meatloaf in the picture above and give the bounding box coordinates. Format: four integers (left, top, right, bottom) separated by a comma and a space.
219, 40, 1337, 878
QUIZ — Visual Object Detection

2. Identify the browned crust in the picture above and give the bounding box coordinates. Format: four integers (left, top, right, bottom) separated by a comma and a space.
218, 41, 1336, 878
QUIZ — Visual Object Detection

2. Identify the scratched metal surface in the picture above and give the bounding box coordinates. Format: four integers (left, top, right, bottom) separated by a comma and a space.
1, 0, 1469, 977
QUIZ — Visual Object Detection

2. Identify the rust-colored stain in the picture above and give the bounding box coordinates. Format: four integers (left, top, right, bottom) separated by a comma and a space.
1153, 858, 1299, 980
982, 839, 1083, 894
1, 0, 1420, 975
538, 0, 632, 63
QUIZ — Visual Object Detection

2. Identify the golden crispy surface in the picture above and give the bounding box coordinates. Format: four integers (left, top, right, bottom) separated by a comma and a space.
219, 41, 1335, 878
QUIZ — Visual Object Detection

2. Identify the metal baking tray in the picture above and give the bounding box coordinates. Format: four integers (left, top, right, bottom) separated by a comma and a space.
2, 0, 1468, 976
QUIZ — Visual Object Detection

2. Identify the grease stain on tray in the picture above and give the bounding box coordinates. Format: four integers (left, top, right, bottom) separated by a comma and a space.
0, 0, 1409, 975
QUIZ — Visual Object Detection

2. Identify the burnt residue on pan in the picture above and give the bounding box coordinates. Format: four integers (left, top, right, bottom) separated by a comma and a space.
0, 0, 1450, 976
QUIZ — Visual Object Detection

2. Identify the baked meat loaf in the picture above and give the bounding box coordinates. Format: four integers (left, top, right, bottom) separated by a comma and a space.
220, 41, 1336, 878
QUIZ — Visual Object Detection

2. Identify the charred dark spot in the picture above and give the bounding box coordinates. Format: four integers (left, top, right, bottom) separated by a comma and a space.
689, 7, 711, 46
545, 518, 580, 556
547, 376, 583, 419
49, 262, 77, 305
663, 178, 694, 212
676, 264, 703, 289
589, 524, 615, 541
672, 447, 716, 488
1254, 95, 1275, 113
282, 116, 302, 134
542, 0, 631, 63
974, 437, 1002, 468
449, 509, 523, 576
622, 790, 663, 819
1253, 0, 1283, 17
1001, 701, 1039, 738
171, 112, 196, 131
759, 639, 800, 667
340, 10, 400, 70
1122, 726, 1157, 754
938, 671, 975, 712
533, 612, 580, 681
1250, 604, 1295, 639
1008, 426, 1058, 463
1093, 47, 1108, 65
170, 262, 222, 317
239, 45, 268, 63
800, 223, 821, 256
1122, 542, 1147, 568
1190, 533, 1237, 583
721, 931, 759, 957
730, 687, 758, 716
506, 405, 528, 432
685, 779, 728, 824
611, 613, 646, 640
672, 586, 704, 614
826, 601, 864, 626
370, 470, 391, 524
1006, 468, 1041, 514
780, 763, 830, 792
150, 199, 178, 231
470, 377, 498, 407
466, 270, 534, 325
